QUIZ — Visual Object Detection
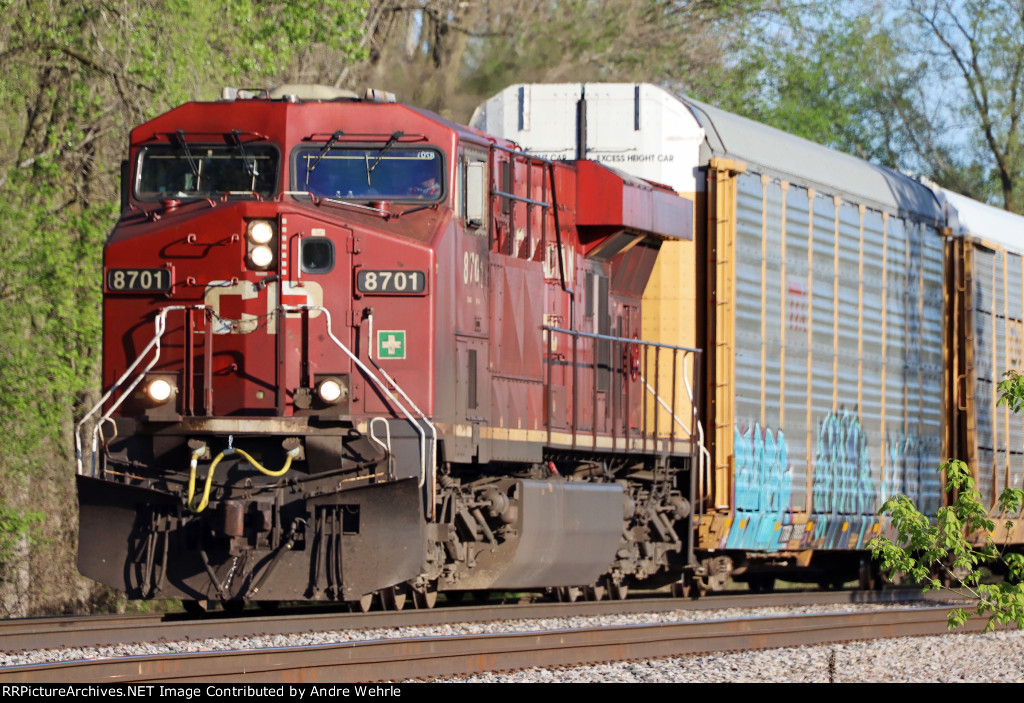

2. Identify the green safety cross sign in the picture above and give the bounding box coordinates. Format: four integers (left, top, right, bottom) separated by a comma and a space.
377, 330, 407, 359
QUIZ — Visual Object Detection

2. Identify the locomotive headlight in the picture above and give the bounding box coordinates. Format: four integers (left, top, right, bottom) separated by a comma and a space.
147, 378, 174, 403
249, 244, 274, 268
247, 220, 275, 245
317, 378, 347, 404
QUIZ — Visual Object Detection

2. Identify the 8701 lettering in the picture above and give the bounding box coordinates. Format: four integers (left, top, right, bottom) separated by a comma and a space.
106, 268, 171, 292
356, 269, 426, 295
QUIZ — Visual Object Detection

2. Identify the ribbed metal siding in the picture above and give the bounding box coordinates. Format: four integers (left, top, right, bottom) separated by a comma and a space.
1008, 253, 1024, 499
970, 245, 1024, 509
920, 221, 945, 514
730, 171, 944, 522
860, 210, 886, 505
974, 247, 996, 504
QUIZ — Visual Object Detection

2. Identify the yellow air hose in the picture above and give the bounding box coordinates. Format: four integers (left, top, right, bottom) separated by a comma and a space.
187, 443, 300, 513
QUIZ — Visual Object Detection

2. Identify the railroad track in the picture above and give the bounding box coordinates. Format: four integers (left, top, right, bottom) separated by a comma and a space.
0, 590, 966, 682
0, 589, 928, 653
0, 604, 984, 683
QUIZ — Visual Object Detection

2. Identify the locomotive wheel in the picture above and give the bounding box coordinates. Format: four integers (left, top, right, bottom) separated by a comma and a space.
584, 583, 606, 601
556, 586, 581, 603
380, 585, 407, 611
671, 574, 703, 599
354, 593, 374, 612
607, 579, 629, 600
412, 581, 438, 609
182, 599, 208, 617
220, 599, 246, 615
747, 575, 776, 594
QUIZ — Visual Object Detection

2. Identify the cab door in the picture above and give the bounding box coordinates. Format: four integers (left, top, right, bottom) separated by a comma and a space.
453, 148, 491, 462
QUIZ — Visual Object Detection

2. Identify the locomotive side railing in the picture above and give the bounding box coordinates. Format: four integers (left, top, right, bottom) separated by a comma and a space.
542, 325, 707, 471
75, 304, 209, 476
288, 304, 438, 519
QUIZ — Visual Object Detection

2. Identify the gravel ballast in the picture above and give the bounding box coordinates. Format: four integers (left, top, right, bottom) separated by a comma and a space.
2, 601, 1021, 682
429, 629, 1024, 683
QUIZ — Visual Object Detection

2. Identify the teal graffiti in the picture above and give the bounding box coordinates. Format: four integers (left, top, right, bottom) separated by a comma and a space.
812, 410, 875, 515
727, 423, 792, 549
810, 411, 877, 547
881, 431, 941, 516
725, 413, 940, 552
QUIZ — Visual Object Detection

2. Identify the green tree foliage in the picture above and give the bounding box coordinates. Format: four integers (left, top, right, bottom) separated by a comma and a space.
901, 0, 1024, 212
753, 1, 1024, 213
869, 374, 1024, 631
0, 0, 367, 615
352, 0, 792, 122
741, 9, 915, 165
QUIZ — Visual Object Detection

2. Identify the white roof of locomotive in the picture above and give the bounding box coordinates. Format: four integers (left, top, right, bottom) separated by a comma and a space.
471, 83, 943, 223
937, 187, 1024, 254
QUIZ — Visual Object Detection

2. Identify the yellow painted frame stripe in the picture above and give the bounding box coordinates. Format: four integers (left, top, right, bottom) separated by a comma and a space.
708, 158, 746, 508
805, 188, 815, 515
857, 205, 866, 427
991, 251, 999, 509
1003, 251, 1011, 501
902, 221, 909, 452
880, 213, 889, 487
780, 182, 789, 435
833, 196, 841, 413
761, 174, 769, 427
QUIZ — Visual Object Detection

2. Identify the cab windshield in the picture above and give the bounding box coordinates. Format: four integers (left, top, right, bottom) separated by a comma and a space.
295, 148, 443, 201
136, 144, 278, 200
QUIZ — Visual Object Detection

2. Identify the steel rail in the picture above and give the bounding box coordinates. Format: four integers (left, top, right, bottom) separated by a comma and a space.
0, 590, 934, 654
0, 606, 992, 683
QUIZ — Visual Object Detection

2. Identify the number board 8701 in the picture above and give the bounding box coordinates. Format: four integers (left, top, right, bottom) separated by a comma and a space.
106, 268, 172, 292
356, 269, 427, 295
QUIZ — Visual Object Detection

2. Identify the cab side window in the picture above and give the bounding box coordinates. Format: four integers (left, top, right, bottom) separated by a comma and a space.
460, 149, 487, 229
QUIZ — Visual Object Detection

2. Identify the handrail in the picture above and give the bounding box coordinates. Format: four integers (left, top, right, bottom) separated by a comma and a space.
543, 326, 702, 451
364, 309, 438, 517
290, 305, 437, 502
75, 305, 207, 475
640, 374, 691, 435
489, 189, 550, 208
544, 325, 701, 353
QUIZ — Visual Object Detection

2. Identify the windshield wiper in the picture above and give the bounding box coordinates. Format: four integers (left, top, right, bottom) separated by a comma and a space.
367, 131, 404, 175
307, 130, 344, 174
230, 129, 256, 180
173, 130, 200, 183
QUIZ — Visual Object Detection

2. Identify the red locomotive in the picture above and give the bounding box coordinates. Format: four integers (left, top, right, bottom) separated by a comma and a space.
76, 85, 700, 610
